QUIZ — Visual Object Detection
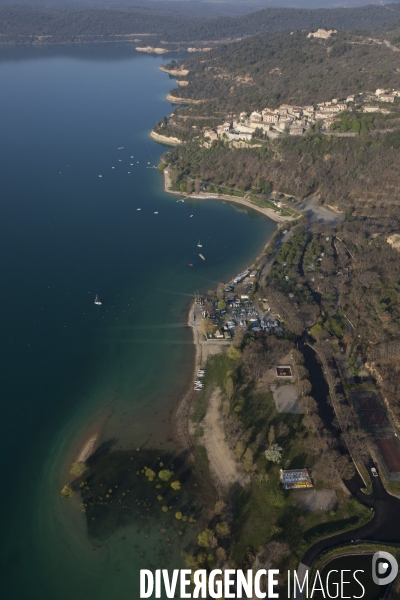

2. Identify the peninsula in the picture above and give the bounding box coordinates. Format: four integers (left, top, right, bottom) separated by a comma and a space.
148, 22, 400, 585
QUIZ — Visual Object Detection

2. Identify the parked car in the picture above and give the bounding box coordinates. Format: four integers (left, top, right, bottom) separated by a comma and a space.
371, 467, 378, 477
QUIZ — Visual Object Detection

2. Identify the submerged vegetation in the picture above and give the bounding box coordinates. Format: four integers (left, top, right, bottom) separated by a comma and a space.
61, 445, 205, 543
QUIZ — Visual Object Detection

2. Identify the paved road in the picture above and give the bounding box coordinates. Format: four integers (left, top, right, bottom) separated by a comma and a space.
300, 462, 400, 568
292, 195, 344, 226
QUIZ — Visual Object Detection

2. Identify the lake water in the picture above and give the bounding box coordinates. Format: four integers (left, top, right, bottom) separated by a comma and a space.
0, 44, 276, 599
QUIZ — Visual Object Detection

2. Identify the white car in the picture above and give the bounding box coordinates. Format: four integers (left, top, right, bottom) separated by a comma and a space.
371, 467, 378, 477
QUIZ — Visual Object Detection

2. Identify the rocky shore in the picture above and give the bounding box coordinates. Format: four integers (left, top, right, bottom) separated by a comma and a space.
150, 130, 182, 145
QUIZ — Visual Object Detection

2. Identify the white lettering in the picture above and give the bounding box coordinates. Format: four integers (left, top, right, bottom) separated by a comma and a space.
311, 571, 325, 598
180, 569, 192, 599
254, 569, 266, 599
163, 570, 179, 599
155, 570, 161, 598
341, 570, 351, 599
193, 570, 207, 599
325, 570, 339, 599
224, 570, 236, 599
237, 570, 253, 598
268, 569, 279, 599
209, 570, 223, 599
353, 570, 365, 599
294, 570, 309, 598
140, 570, 154, 599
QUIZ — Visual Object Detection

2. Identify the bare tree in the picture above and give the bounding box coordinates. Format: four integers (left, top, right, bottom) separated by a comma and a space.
242, 341, 268, 382
299, 395, 318, 415
199, 318, 215, 339
296, 379, 312, 397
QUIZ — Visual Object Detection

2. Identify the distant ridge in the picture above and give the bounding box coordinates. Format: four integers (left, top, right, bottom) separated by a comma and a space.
2, 4, 400, 44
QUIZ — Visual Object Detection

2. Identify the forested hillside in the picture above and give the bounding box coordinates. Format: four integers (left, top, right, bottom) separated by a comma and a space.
164, 130, 400, 214
159, 28, 400, 212
2, 4, 400, 44
168, 31, 400, 110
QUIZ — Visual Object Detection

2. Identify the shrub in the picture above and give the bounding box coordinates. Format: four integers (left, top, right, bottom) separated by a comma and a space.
69, 461, 86, 477
61, 485, 74, 498
158, 469, 173, 481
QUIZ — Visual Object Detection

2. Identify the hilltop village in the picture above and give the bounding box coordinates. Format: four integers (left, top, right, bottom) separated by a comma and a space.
204, 87, 398, 141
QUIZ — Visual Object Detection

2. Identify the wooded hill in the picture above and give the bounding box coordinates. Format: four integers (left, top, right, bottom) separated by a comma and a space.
158, 28, 400, 211
2, 4, 400, 44
167, 31, 400, 110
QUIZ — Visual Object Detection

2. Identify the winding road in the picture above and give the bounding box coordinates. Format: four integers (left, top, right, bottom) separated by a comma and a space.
293, 466, 400, 597
300, 464, 400, 566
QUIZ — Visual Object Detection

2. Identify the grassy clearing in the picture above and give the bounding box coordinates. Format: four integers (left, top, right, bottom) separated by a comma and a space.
192, 350, 372, 569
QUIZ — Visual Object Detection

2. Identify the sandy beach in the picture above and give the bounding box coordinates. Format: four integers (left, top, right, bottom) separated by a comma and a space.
163, 168, 296, 223
174, 300, 229, 456
174, 295, 253, 495
76, 433, 99, 463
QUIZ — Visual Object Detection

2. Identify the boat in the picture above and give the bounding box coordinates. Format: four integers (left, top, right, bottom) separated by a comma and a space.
98, 175, 102, 178
154, 211, 158, 214
112, 167, 115, 169
137, 208, 141, 211
190, 214, 193, 218
128, 172, 130, 174
94, 295, 102, 305
118, 147, 124, 149
197, 240, 202, 248
130, 155, 134, 158
199, 254, 205, 261
189, 263, 193, 267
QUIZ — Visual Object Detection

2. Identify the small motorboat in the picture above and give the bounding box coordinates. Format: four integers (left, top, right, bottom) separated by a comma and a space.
199, 254, 205, 261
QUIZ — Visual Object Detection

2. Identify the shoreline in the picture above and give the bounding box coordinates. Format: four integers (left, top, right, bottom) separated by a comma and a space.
162, 168, 296, 223
159, 66, 189, 76
171, 179, 284, 493
173, 299, 231, 499
166, 93, 202, 104
150, 130, 182, 145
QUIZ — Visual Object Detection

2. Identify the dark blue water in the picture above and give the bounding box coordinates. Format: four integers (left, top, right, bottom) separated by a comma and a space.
0, 45, 276, 599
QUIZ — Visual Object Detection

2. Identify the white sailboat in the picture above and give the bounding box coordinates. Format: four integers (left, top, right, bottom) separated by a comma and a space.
94, 295, 102, 306
197, 240, 202, 248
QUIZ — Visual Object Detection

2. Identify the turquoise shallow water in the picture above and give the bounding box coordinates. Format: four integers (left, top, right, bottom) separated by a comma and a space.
0, 45, 276, 599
